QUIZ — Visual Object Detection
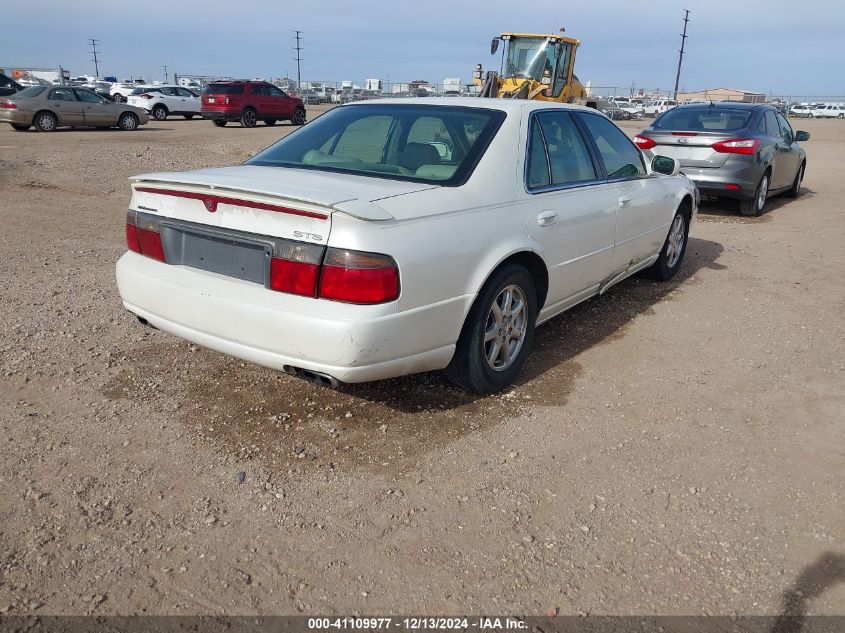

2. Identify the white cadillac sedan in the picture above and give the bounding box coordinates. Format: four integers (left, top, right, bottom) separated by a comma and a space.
115, 98, 697, 393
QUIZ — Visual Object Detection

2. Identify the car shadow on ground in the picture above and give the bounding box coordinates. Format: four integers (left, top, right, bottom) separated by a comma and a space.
697, 188, 817, 222
105, 238, 725, 471
339, 236, 726, 412
770, 551, 845, 633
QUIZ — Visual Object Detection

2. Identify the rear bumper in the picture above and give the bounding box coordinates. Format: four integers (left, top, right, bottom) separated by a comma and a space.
115, 252, 467, 383
679, 159, 761, 199
0, 110, 32, 125
201, 110, 239, 121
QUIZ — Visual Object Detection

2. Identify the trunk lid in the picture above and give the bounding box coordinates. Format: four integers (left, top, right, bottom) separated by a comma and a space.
641, 131, 740, 168
130, 165, 437, 242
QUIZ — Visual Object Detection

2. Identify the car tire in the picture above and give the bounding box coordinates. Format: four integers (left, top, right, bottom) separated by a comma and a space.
785, 162, 805, 198
112, 94, 125, 103
264, 119, 277, 126
152, 105, 168, 121
445, 263, 537, 393
34, 111, 58, 132
839, 113, 844, 120
11, 124, 30, 131
643, 207, 690, 281
183, 114, 194, 119
213, 120, 227, 127
240, 108, 257, 128
118, 112, 139, 131
291, 107, 306, 126
739, 171, 769, 216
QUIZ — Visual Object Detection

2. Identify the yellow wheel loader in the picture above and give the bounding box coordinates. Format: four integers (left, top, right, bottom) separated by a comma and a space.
473, 33, 598, 107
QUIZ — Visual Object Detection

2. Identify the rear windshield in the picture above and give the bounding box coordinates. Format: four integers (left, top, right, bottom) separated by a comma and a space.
16, 86, 46, 98
247, 104, 506, 186
205, 84, 245, 95
654, 106, 754, 131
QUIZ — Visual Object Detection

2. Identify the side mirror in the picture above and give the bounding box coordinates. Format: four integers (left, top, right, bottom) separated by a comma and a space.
795, 131, 810, 142
490, 39, 499, 55
652, 155, 680, 177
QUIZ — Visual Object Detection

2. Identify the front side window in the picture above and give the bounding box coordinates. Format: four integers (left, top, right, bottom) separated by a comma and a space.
577, 113, 646, 179
74, 89, 102, 103
776, 113, 794, 144
268, 85, 285, 97
526, 111, 596, 190
250, 84, 266, 95
764, 111, 780, 137
247, 105, 505, 185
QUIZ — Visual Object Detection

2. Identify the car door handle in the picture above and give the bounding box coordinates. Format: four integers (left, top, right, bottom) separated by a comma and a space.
537, 210, 557, 227
618, 196, 631, 208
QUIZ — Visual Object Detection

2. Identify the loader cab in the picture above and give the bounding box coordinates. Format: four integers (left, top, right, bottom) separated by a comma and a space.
495, 33, 579, 99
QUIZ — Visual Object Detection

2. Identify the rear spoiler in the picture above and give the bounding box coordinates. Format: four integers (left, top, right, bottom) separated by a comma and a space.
130, 175, 395, 221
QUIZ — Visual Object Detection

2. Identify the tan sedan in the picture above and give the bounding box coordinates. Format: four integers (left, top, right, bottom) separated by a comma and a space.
0, 85, 149, 132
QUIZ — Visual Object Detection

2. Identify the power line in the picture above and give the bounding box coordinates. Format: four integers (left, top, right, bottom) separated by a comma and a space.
89, 38, 101, 77
673, 10, 690, 100
292, 30, 303, 88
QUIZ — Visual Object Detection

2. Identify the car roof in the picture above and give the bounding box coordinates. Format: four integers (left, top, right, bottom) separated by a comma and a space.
342, 96, 606, 115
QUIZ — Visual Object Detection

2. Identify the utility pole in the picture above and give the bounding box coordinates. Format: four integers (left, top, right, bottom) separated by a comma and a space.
163, 65, 168, 83
673, 10, 690, 101
292, 30, 303, 88
89, 38, 101, 77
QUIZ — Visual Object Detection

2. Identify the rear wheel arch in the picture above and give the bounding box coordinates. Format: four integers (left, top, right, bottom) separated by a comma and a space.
475, 251, 549, 313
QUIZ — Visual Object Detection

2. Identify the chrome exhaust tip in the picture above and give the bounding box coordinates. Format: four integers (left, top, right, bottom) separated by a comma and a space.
283, 365, 340, 389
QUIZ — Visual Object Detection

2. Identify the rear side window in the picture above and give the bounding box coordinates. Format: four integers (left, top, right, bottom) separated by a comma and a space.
205, 84, 245, 95
17, 86, 46, 98
577, 113, 646, 179
653, 107, 753, 131
526, 111, 597, 189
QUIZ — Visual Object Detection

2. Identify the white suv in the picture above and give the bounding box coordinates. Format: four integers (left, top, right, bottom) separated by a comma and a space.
811, 104, 844, 119
644, 99, 678, 117
127, 85, 201, 120
110, 83, 138, 102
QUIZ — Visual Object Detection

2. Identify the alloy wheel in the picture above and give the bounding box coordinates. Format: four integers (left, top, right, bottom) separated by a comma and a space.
665, 214, 686, 269
757, 175, 769, 212
483, 285, 528, 371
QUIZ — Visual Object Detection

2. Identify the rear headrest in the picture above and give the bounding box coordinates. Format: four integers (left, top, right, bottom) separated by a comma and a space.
401, 142, 440, 171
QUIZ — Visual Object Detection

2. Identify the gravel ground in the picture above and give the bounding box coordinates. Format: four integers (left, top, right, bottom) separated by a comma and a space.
0, 107, 842, 617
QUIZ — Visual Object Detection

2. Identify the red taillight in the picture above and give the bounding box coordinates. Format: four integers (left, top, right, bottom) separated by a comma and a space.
138, 227, 165, 261
0, 101, 17, 109
268, 241, 324, 297
712, 138, 761, 155
269, 259, 319, 296
126, 222, 141, 253
633, 135, 657, 150
126, 210, 165, 262
318, 249, 400, 304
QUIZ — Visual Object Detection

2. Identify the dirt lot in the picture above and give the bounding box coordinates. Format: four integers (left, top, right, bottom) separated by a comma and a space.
0, 106, 842, 617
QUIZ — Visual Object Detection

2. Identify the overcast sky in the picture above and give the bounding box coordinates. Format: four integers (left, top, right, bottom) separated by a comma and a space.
2, 0, 842, 96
